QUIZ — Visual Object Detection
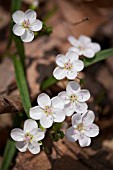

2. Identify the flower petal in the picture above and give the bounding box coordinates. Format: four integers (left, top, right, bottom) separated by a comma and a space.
11, 128, 24, 141
37, 93, 51, 108
72, 113, 82, 127
21, 30, 34, 42
30, 128, 45, 141
68, 47, 80, 55
73, 60, 84, 71
83, 49, 95, 58
13, 24, 25, 36
74, 101, 88, 113
82, 110, 95, 126
51, 96, 64, 109
30, 106, 44, 120
78, 135, 91, 147
66, 69, 77, 80
68, 36, 80, 47
30, 19, 42, 31
76, 89, 90, 102
40, 115, 53, 128
88, 43, 101, 53
56, 54, 65, 67
53, 67, 66, 80
28, 141, 40, 154
64, 103, 75, 116
84, 123, 99, 137
66, 51, 79, 61
65, 127, 78, 142
24, 119, 38, 133
12, 10, 24, 24
79, 35, 91, 44
16, 141, 27, 152
66, 81, 80, 95
58, 91, 70, 105
24, 9, 36, 23
52, 109, 65, 122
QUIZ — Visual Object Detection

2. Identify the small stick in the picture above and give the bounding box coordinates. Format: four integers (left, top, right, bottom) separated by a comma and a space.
68, 17, 90, 26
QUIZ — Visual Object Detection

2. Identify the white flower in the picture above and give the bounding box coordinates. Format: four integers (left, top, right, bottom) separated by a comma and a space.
11, 119, 45, 154
12, 9, 42, 42
68, 35, 101, 58
30, 93, 65, 128
65, 111, 99, 147
58, 81, 90, 116
53, 51, 84, 80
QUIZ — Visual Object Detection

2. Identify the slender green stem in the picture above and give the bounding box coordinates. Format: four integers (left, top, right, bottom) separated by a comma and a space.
0, 139, 16, 170
12, 55, 31, 117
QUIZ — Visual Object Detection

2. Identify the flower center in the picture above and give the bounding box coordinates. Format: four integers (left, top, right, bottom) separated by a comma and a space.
76, 123, 84, 131
22, 20, 30, 29
44, 106, 53, 115
78, 45, 86, 51
25, 132, 33, 142
64, 61, 73, 70
70, 94, 77, 103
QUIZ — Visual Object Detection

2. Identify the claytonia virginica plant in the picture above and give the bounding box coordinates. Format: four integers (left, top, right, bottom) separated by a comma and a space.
10, 6, 101, 154
12, 9, 42, 42
11, 119, 45, 154
58, 81, 90, 116
68, 35, 101, 58
53, 51, 84, 80
30, 93, 65, 128
65, 111, 99, 147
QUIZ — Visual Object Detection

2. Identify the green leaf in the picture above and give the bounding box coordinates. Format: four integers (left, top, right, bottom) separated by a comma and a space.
41, 48, 113, 90
12, 55, 31, 117
0, 139, 16, 170
52, 123, 62, 132
11, 0, 22, 13
13, 35, 25, 69
7, 0, 22, 48
41, 76, 57, 90
83, 48, 113, 67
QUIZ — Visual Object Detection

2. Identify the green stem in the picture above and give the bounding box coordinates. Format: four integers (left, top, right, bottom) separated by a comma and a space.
12, 55, 31, 117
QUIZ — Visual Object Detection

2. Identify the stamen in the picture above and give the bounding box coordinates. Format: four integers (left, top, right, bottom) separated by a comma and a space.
25, 132, 33, 142
22, 20, 30, 29
64, 61, 73, 70
70, 94, 77, 103
44, 106, 53, 115
76, 123, 84, 131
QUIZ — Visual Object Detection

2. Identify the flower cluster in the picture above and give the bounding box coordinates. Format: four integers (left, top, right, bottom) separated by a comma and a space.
11, 9, 100, 154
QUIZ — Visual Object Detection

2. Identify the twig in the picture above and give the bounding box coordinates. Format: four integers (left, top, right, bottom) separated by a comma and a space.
68, 17, 90, 26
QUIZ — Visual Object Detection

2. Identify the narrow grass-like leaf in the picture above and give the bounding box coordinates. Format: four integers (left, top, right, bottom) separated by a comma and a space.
83, 48, 113, 67
0, 139, 16, 170
7, 0, 22, 48
12, 55, 31, 117
41, 76, 57, 90
13, 35, 25, 69
41, 48, 113, 90
11, 0, 22, 13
